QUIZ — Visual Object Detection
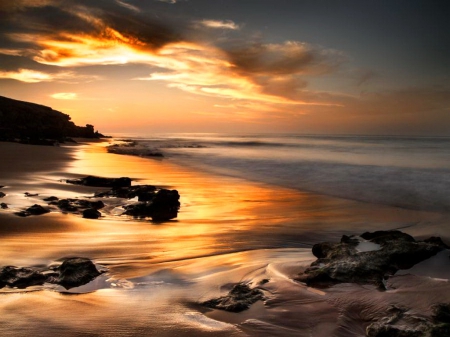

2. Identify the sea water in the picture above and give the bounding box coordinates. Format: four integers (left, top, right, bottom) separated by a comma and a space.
123, 134, 450, 213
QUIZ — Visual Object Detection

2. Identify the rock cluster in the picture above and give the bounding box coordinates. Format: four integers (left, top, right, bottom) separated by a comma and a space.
66, 176, 180, 221
296, 230, 449, 289
123, 189, 180, 221
95, 184, 156, 200
202, 283, 265, 312
9, 176, 180, 221
0, 257, 103, 290
15, 204, 50, 217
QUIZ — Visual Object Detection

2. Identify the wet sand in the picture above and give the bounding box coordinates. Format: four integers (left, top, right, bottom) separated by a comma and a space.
0, 141, 449, 336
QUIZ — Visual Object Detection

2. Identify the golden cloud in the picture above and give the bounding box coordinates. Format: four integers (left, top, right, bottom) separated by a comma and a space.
197, 20, 240, 30
11, 19, 342, 113
50, 92, 77, 99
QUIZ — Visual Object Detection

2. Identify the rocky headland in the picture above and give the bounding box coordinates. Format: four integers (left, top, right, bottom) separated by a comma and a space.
0, 95, 107, 144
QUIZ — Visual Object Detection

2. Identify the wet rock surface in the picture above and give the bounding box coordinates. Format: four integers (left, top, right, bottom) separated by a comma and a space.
0, 257, 103, 290
296, 230, 448, 289
123, 189, 180, 221
55, 258, 102, 288
202, 283, 265, 312
0, 266, 47, 289
82, 208, 101, 219
49, 198, 105, 213
66, 176, 131, 188
15, 204, 50, 217
95, 184, 156, 200
366, 304, 450, 337
8, 176, 180, 222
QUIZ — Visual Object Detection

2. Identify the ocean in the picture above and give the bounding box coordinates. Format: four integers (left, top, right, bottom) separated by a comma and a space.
1, 136, 449, 336
119, 134, 450, 213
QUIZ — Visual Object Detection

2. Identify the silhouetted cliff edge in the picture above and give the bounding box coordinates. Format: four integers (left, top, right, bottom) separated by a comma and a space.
0, 96, 107, 143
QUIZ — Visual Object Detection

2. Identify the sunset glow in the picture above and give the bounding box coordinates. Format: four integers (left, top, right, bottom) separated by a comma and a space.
0, 0, 449, 134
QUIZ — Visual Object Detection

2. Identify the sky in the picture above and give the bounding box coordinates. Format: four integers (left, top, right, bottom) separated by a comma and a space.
0, 0, 449, 135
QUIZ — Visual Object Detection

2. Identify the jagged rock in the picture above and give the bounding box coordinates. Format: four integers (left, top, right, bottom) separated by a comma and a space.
1, 203, 8, 209
202, 283, 265, 312
0, 266, 47, 288
82, 208, 101, 219
296, 231, 448, 289
123, 189, 180, 221
95, 184, 156, 200
43, 196, 59, 202
66, 176, 131, 188
56, 257, 101, 289
0, 257, 103, 290
15, 204, 50, 217
51, 198, 104, 213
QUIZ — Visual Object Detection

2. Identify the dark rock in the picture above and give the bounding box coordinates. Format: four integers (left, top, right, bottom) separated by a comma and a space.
56, 257, 101, 289
424, 237, 450, 249
15, 204, 50, 217
123, 189, 180, 221
26, 204, 50, 215
52, 198, 105, 213
24, 192, 39, 197
0, 266, 47, 289
0, 203, 7, 209
431, 325, 450, 337
53, 199, 78, 212
312, 242, 336, 258
145, 152, 164, 157
202, 283, 265, 312
366, 304, 450, 337
82, 208, 101, 219
43, 196, 59, 202
433, 304, 450, 324
0, 192, 5, 198
296, 231, 447, 289
366, 306, 430, 337
66, 176, 131, 188
361, 230, 415, 243
95, 185, 156, 200
0, 257, 103, 290
14, 211, 27, 217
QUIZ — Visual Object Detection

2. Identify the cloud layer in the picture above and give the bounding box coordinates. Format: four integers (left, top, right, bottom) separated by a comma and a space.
1, 0, 448, 135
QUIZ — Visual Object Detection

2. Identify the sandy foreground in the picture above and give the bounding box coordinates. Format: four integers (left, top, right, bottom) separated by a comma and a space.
0, 141, 449, 337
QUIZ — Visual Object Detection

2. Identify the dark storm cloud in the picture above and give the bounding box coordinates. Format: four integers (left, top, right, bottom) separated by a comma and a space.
226, 42, 344, 77
0, 0, 184, 51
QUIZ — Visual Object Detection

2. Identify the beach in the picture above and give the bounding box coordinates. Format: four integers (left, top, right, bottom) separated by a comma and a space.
0, 139, 449, 337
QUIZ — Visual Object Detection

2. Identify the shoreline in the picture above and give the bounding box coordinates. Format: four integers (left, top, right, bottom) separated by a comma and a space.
0, 140, 449, 336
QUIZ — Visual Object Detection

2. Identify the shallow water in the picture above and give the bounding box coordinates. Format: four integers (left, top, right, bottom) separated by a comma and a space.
124, 134, 450, 212
0, 140, 449, 336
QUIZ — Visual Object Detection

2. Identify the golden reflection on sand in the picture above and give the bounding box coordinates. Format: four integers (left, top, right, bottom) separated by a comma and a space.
1, 141, 443, 273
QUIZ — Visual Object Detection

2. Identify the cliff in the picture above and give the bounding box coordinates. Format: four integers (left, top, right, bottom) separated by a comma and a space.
0, 96, 106, 142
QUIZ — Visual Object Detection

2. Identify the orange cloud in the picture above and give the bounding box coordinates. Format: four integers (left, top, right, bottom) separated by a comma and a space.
10, 13, 342, 115
0, 68, 83, 83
